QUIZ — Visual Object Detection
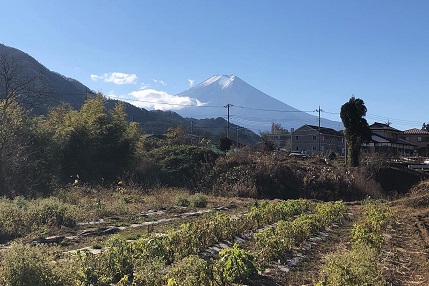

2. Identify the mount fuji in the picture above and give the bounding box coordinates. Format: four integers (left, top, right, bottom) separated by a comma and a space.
175, 75, 342, 133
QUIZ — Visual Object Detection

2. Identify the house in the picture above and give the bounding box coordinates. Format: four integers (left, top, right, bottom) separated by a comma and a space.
400, 128, 429, 156
266, 122, 290, 149
362, 122, 415, 156
291, 125, 344, 156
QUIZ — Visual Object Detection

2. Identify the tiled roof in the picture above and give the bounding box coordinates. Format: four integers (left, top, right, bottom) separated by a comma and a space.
300, 125, 343, 137
403, 128, 429, 135
369, 122, 401, 132
370, 133, 416, 146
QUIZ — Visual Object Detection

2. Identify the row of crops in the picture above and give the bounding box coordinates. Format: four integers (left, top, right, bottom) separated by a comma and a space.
1, 199, 350, 285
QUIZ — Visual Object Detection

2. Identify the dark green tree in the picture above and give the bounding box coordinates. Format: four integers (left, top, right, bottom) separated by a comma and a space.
422, 123, 429, 132
340, 97, 372, 167
219, 135, 232, 152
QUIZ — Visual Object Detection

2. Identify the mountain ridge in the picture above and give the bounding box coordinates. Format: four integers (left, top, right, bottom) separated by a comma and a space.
0, 44, 260, 144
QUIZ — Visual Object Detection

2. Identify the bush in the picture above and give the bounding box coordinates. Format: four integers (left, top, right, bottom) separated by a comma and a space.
176, 196, 190, 207
0, 244, 61, 286
136, 145, 218, 188
27, 197, 77, 228
0, 197, 77, 239
192, 193, 208, 208
166, 255, 212, 286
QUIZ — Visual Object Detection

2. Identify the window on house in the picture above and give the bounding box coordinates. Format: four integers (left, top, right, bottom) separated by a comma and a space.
418, 137, 422, 142
295, 136, 299, 141
312, 146, 317, 151
296, 146, 299, 151
312, 135, 317, 141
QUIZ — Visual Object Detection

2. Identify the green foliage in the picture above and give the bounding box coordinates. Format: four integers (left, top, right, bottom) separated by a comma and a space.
318, 201, 392, 285
192, 193, 208, 208
132, 256, 166, 286
253, 201, 347, 266
219, 135, 232, 151
0, 197, 77, 239
215, 244, 257, 283
319, 242, 385, 286
167, 125, 188, 145
40, 94, 140, 184
0, 100, 42, 196
176, 195, 191, 207
0, 244, 62, 286
340, 96, 372, 167
138, 145, 218, 188
166, 255, 212, 286
351, 201, 392, 249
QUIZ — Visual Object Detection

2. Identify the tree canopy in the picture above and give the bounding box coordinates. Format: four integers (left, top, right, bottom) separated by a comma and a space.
340, 96, 372, 167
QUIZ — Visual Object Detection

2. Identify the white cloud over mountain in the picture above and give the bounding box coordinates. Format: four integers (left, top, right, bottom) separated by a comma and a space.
91, 72, 138, 84
129, 89, 206, 111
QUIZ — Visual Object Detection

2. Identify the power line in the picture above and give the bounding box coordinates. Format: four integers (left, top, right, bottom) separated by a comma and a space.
32, 91, 426, 129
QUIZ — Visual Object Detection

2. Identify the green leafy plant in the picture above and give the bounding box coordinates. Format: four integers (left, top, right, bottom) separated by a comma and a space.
215, 244, 257, 284
166, 255, 212, 286
0, 244, 61, 286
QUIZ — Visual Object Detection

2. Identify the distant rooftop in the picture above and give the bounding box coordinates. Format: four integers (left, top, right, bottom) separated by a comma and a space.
403, 128, 429, 135
369, 122, 401, 132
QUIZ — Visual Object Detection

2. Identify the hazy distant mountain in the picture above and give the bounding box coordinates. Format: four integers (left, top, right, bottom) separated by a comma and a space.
176, 75, 342, 132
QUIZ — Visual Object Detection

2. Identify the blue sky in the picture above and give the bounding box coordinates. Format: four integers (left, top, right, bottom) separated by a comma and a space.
1, 0, 428, 130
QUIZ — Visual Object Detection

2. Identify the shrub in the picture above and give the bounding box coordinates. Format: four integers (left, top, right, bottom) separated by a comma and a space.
192, 193, 208, 208
176, 196, 190, 207
0, 197, 77, 239
166, 255, 212, 286
133, 257, 166, 286
0, 244, 61, 286
136, 145, 218, 188
0, 199, 27, 238
26, 197, 77, 229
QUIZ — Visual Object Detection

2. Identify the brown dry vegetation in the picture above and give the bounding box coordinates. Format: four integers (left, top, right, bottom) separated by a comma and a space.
1, 152, 429, 285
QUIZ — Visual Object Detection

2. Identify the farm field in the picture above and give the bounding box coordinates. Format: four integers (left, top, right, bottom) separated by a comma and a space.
0, 183, 428, 285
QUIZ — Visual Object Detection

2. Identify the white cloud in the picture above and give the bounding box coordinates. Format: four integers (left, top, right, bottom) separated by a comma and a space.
153, 79, 166, 85
140, 82, 151, 89
188, 79, 194, 87
106, 90, 118, 99
129, 89, 206, 111
90, 74, 103, 81
90, 72, 138, 85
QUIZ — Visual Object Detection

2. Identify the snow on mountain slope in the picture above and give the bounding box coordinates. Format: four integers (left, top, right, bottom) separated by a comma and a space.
176, 75, 342, 133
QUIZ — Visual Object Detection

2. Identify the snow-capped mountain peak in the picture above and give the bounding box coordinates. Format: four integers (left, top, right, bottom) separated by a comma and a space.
200, 74, 236, 89
176, 74, 341, 132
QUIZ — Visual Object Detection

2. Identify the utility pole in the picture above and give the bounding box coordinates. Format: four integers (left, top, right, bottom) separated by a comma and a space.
316, 106, 322, 156
190, 119, 194, 145
224, 104, 232, 138
236, 126, 239, 147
